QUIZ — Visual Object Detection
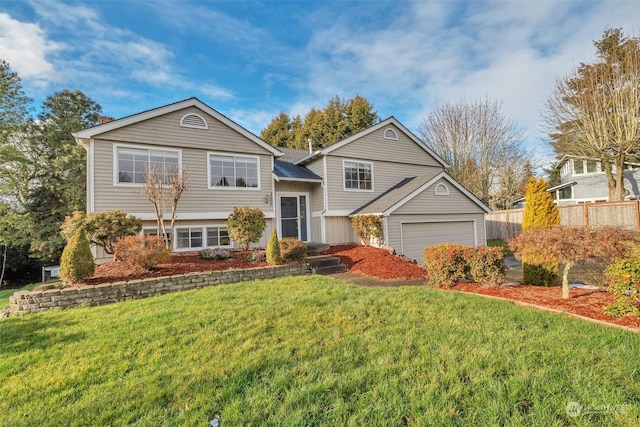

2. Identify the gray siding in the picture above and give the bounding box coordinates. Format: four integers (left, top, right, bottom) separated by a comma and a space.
97, 106, 273, 155
325, 216, 358, 244
393, 178, 485, 215
305, 159, 325, 213
330, 124, 441, 167
92, 139, 275, 217
325, 156, 441, 212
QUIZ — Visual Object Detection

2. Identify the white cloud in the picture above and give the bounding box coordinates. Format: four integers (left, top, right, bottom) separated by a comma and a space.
0, 13, 61, 84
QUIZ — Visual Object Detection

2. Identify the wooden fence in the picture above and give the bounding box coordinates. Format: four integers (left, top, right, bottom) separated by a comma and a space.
485, 201, 640, 240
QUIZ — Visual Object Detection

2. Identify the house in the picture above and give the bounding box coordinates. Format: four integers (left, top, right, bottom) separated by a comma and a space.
73, 97, 490, 263
550, 155, 640, 205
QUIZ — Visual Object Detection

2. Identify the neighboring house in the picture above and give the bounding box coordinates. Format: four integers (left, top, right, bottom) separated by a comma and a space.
549, 155, 640, 206
73, 97, 490, 263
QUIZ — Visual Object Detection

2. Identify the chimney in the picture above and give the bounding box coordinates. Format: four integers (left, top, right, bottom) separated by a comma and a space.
308, 138, 313, 154
98, 115, 115, 125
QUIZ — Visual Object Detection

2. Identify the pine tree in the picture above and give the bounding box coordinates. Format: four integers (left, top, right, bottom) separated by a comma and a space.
521, 177, 560, 285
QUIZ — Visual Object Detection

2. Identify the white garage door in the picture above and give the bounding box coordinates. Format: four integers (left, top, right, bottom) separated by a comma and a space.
401, 221, 475, 262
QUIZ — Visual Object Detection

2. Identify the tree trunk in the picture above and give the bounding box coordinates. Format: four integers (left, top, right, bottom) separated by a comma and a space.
0, 245, 7, 289
562, 261, 572, 299
604, 161, 619, 201
614, 155, 626, 201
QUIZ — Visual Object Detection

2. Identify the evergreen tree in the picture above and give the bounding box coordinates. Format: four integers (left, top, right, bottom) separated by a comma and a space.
259, 95, 379, 150
521, 177, 561, 285
59, 227, 95, 285
260, 112, 293, 147
28, 90, 101, 263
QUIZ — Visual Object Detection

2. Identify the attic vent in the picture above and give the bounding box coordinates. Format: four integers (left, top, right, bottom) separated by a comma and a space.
435, 183, 449, 196
383, 128, 398, 140
180, 113, 208, 129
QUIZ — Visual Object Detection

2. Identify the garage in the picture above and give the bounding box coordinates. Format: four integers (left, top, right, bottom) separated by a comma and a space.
401, 221, 476, 262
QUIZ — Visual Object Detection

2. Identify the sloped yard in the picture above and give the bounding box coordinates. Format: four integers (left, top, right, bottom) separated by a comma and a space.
1, 276, 638, 426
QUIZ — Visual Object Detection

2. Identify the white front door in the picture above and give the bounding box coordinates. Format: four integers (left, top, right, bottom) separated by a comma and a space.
279, 194, 309, 241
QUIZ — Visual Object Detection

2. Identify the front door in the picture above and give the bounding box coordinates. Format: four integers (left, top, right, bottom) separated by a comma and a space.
279, 194, 308, 241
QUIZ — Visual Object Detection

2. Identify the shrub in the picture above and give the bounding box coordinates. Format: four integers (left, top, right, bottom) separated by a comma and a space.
266, 229, 281, 265
248, 250, 266, 263
423, 244, 468, 287
198, 248, 232, 260
604, 257, 640, 317
521, 177, 560, 286
466, 246, 506, 286
114, 236, 170, 271
280, 239, 308, 262
61, 210, 142, 254
227, 207, 266, 251
59, 228, 95, 285
352, 215, 383, 246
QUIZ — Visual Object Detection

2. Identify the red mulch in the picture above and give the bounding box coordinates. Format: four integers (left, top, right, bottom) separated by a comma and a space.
82, 251, 267, 286
323, 245, 428, 280
450, 283, 640, 330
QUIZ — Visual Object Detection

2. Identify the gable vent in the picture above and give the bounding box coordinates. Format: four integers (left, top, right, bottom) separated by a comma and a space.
383, 128, 398, 140
435, 183, 449, 196
180, 113, 208, 129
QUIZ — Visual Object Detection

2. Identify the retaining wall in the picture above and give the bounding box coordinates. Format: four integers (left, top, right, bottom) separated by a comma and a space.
8, 263, 310, 316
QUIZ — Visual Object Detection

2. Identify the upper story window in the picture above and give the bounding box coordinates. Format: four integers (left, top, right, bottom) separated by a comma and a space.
572, 159, 601, 175
435, 183, 449, 196
344, 160, 373, 191
383, 128, 398, 140
180, 113, 208, 129
208, 153, 260, 189
115, 145, 180, 185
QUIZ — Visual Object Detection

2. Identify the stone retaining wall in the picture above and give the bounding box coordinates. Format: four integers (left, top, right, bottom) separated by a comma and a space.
8, 263, 310, 316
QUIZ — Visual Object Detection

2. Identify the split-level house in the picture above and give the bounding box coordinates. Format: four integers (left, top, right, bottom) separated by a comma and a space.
549, 155, 640, 205
73, 98, 490, 263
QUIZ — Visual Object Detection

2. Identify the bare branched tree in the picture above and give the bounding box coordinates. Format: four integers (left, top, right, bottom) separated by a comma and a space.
140, 164, 189, 248
543, 28, 640, 201
418, 98, 527, 206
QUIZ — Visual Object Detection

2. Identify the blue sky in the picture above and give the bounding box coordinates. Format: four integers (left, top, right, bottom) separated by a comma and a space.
1, 0, 639, 166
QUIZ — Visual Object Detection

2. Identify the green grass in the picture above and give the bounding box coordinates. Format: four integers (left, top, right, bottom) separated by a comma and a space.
0, 282, 39, 307
1, 276, 639, 426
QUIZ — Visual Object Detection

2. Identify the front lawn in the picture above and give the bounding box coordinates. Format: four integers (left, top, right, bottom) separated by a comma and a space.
1, 276, 638, 426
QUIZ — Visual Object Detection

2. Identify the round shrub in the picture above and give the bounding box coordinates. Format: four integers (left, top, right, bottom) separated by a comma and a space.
114, 235, 171, 271
59, 227, 95, 285
280, 239, 307, 262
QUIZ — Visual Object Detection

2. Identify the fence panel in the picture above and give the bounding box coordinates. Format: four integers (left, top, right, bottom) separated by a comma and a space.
485, 201, 640, 239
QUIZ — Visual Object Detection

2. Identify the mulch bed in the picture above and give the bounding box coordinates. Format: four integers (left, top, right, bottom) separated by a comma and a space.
83, 251, 267, 286
323, 245, 428, 280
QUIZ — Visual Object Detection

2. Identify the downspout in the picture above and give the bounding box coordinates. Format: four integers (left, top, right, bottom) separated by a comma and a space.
321, 156, 328, 243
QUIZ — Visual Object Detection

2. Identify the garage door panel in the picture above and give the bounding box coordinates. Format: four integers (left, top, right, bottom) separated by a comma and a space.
402, 221, 475, 262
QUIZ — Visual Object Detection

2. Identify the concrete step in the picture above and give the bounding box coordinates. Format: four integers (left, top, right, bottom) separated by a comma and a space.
306, 242, 331, 256
306, 254, 348, 275
313, 264, 348, 275
307, 255, 342, 268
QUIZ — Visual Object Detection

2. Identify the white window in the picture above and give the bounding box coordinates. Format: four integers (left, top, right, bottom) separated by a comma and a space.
115, 145, 180, 185
343, 160, 373, 191
435, 183, 449, 196
383, 128, 398, 140
180, 113, 208, 129
176, 227, 204, 249
206, 226, 231, 247
208, 153, 260, 189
